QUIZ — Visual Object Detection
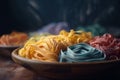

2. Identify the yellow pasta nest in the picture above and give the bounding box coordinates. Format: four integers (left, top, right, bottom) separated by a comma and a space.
19, 30, 92, 62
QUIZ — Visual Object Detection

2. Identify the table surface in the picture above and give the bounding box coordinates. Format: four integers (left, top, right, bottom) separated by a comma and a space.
0, 55, 120, 80
0, 55, 53, 80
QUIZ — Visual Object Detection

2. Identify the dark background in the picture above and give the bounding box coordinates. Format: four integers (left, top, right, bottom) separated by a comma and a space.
0, 0, 120, 35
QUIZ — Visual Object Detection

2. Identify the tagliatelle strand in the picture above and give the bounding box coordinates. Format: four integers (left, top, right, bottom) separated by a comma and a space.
19, 30, 92, 62
0, 31, 28, 46
89, 33, 120, 60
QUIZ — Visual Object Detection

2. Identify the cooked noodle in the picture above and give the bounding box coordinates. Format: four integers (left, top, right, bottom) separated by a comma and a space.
0, 31, 28, 46
19, 30, 92, 62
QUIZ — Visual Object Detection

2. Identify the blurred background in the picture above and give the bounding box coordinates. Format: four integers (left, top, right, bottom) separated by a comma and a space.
0, 0, 120, 36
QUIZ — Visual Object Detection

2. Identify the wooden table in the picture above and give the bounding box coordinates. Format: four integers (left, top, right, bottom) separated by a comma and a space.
0, 55, 120, 80
0, 55, 52, 80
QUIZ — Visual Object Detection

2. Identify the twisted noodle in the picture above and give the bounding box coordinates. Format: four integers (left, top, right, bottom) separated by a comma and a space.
19, 30, 92, 62
0, 31, 28, 46
59, 43, 106, 62
58, 30, 92, 46
89, 34, 120, 60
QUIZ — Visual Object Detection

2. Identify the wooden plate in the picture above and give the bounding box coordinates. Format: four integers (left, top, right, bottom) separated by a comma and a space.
12, 48, 120, 79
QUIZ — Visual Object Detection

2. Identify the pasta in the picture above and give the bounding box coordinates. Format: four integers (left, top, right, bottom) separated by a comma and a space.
59, 43, 106, 62
19, 30, 92, 62
89, 34, 120, 60
0, 31, 28, 46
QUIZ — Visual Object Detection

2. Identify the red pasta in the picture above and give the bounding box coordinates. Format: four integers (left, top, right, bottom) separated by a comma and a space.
0, 31, 28, 46
89, 33, 120, 60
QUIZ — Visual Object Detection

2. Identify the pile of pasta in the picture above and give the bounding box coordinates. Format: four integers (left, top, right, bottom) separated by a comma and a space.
19, 30, 92, 62
0, 31, 28, 46
89, 33, 120, 60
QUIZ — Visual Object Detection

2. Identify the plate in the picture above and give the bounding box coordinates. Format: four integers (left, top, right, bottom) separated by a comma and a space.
12, 48, 120, 79
0, 45, 19, 57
